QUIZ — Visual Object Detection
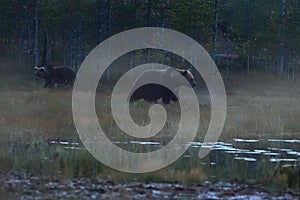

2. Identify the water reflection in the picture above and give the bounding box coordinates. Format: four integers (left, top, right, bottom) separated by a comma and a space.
48, 138, 300, 166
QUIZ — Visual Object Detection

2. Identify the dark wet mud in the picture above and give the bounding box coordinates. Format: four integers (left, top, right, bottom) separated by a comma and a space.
2, 175, 299, 200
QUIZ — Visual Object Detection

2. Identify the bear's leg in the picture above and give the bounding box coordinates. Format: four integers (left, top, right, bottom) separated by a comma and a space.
129, 91, 142, 102
171, 94, 178, 102
49, 80, 56, 88
162, 96, 171, 104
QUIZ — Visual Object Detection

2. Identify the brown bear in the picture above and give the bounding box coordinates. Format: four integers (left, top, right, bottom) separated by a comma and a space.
34, 65, 76, 88
128, 67, 196, 104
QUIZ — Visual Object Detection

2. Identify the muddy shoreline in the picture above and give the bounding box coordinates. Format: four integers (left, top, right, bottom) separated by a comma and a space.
2, 174, 299, 200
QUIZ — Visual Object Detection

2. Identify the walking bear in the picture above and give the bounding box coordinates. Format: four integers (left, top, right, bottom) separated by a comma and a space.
128, 67, 196, 104
34, 65, 76, 88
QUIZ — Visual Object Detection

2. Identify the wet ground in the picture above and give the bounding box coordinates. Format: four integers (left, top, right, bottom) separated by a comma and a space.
2, 174, 299, 200
1, 137, 299, 199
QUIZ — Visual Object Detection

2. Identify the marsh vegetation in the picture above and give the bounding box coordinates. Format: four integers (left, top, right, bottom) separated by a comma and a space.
0, 71, 299, 199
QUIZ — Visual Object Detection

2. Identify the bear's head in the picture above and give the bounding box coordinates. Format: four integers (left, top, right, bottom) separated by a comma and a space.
34, 66, 50, 80
169, 68, 196, 88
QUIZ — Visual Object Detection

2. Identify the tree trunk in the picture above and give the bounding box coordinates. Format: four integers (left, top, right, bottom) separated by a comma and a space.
212, 0, 218, 63
98, 0, 103, 44
33, 1, 39, 68
247, 50, 250, 77
106, 0, 111, 80
225, 31, 229, 79
147, 0, 151, 27
17, 17, 22, 64
278, 0, 287, 74
25, 16, 31, 69
76, 22, 82, 72
71, 28, 76, 70
129, 0, 137, 69
62, 26, 66, 66
42, 34, 49, 66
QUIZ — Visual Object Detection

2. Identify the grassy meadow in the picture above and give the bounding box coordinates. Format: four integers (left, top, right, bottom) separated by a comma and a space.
0, 70, 299, 191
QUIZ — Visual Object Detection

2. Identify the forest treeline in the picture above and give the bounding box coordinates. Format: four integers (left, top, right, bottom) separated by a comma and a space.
0, 0, 300, 77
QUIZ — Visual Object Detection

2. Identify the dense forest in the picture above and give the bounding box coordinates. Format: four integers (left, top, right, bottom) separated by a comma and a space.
0, 0, 300, 78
